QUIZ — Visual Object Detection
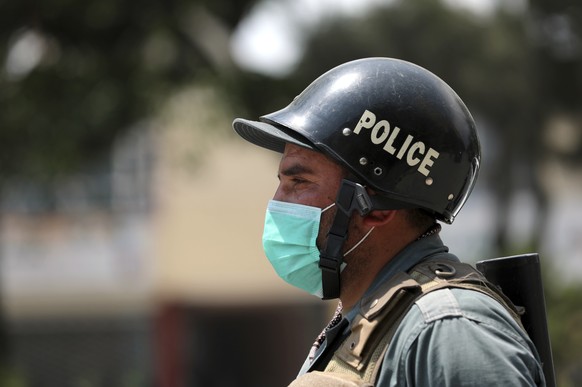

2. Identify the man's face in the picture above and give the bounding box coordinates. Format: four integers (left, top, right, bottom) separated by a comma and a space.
273, 143, 344, 249
273, 143, 375, 297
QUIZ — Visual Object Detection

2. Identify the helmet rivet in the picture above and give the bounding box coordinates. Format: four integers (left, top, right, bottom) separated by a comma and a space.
374, 167, 383, 176
359, 157, 368, 165
448, 194, 454, 200
342, 128, 352, 136
425, 177, 433, 186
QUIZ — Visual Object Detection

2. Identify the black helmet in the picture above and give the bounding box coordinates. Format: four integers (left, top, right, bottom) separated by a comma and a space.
233, 57, 480, 224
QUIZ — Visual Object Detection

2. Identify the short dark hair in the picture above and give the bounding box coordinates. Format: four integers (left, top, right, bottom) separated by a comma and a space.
342, 168, 437, 231
405, 208, 437, 232
340, 166, 435, 226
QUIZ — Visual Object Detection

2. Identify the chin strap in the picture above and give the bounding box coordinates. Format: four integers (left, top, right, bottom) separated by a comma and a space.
319, 180, 372, 300
319, 180, 420, 300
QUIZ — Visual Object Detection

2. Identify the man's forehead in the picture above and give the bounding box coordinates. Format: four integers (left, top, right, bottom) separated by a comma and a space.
279, 147, 317, 174
282, 144, 329, 163
283, 143, 336, 161
279, 143, 342, 175
283, 143, 316, 156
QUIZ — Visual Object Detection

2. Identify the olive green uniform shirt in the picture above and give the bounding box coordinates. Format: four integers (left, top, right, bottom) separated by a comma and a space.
299, 234, 545, 386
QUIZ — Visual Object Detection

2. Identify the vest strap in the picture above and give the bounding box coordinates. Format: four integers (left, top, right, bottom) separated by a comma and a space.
321, 260, 524, 383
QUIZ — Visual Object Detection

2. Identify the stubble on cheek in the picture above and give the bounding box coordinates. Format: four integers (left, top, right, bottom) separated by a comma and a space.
317, 207, 370, 281
316, 209, 374, 300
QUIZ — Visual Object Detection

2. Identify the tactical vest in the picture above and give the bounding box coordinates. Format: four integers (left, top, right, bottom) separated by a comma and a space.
289, 260, 524, 387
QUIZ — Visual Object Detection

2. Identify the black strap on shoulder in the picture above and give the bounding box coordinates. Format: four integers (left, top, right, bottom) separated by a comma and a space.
477, 254, 556, 387
322, 260, 528, 384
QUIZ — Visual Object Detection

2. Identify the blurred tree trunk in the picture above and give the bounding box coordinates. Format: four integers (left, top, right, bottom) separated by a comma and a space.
0, 210, 10, 377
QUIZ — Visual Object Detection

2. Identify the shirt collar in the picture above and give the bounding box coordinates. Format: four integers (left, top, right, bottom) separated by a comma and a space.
344, 233, 459, 323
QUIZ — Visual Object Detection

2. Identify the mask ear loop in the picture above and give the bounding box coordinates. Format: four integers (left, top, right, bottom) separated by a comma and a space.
343, 227, 375, 257
319, 180, 414, 299
322, 202, 336, 213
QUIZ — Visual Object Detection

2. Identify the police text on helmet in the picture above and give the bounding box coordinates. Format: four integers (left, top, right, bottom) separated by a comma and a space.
353, 110, 440, 177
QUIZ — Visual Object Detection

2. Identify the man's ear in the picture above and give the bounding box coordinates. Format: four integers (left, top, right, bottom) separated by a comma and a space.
362, 209, 398, 227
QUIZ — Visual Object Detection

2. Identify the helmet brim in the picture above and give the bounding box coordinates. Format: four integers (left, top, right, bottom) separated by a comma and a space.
232, 118, 314, 153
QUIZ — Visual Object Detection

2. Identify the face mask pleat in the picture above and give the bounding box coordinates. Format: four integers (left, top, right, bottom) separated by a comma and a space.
262, 200, 373, 298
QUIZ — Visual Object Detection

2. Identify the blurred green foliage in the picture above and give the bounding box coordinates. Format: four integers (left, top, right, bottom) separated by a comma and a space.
0, 0, 257, 178
546, 282, 582, 386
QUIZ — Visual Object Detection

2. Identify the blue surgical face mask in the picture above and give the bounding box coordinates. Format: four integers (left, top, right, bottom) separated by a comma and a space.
262, 200, 373, 298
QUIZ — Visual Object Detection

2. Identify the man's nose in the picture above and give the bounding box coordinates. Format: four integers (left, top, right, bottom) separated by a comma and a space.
272, 184, 285, 202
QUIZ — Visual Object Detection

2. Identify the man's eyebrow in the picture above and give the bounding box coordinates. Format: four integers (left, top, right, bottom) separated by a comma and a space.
278, 163, 315, 178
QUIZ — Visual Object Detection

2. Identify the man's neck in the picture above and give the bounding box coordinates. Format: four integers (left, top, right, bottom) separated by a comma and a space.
339, 225, 431, 311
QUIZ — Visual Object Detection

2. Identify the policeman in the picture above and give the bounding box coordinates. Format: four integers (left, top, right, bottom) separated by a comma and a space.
233, 58, 545, 386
